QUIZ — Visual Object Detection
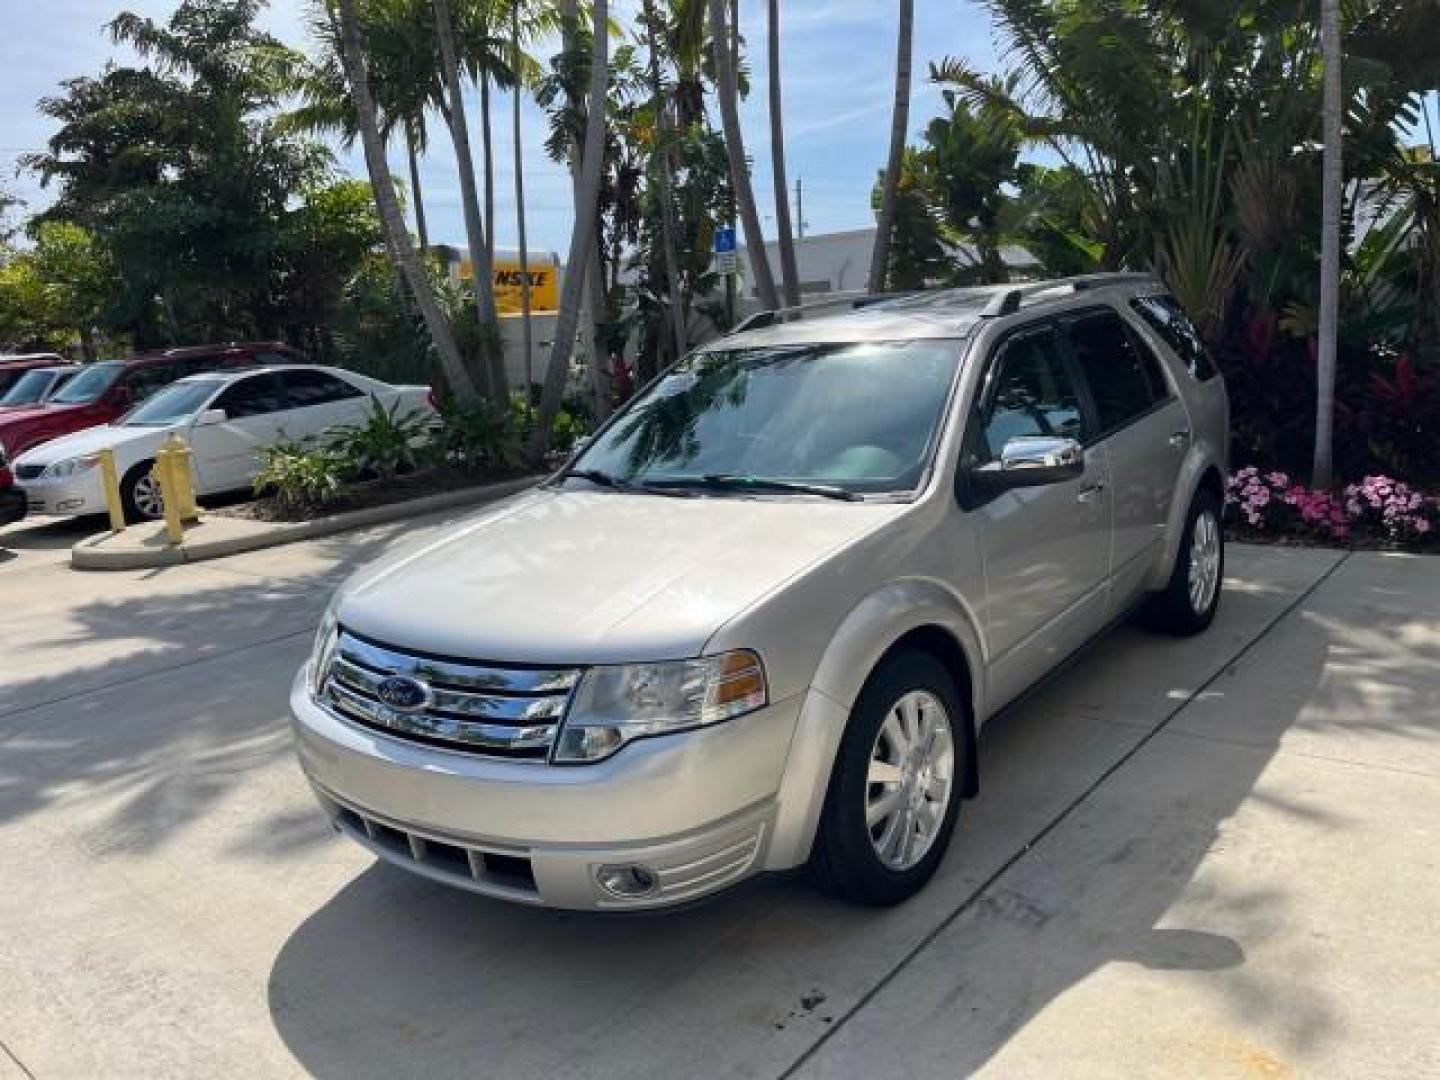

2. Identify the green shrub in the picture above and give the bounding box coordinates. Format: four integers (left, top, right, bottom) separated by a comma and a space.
253, 443, 354, 513
429, 399, 523, 473
328, 395, 434, 480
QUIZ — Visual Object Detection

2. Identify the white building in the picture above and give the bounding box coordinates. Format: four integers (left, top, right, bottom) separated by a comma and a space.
737, 226, 1042, 303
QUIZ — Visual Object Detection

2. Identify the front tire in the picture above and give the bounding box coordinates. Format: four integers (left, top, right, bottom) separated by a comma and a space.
120, 460, 164, 524
1141, 487, 1224, 636
811, 651, 968, 906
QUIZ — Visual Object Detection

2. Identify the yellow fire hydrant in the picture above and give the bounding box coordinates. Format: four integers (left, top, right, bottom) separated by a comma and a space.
154, 433, 202, 545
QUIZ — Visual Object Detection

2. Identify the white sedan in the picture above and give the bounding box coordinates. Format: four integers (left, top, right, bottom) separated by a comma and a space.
14, 365, 434, 522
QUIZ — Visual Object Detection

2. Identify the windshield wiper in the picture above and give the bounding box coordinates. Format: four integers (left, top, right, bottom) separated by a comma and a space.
558, 468, 696, 497
649, 474, 863, 502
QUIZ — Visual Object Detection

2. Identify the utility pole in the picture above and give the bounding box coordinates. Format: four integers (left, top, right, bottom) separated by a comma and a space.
795, 176, 805, 239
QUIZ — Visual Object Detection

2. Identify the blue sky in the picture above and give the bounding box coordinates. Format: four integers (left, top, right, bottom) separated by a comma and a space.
0, 1, 1004, 255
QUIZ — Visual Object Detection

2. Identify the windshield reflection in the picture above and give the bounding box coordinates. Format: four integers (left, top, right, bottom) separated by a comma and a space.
574, 340, 964, 495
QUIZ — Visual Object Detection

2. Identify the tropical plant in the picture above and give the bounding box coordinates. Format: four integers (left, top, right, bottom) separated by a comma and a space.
428, 397, 524, 472
24, 0, 332, 346
766, 0, 799, 307
531, 0, 611, 457
707, 0, 779, 310
328, 394, 435, 479
334, 0, 481, 402
253, 442, 354, 512
432, 0, 507, 402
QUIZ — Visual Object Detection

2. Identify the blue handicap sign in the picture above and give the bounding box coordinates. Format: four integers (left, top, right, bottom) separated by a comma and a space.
714, 227, 737, 254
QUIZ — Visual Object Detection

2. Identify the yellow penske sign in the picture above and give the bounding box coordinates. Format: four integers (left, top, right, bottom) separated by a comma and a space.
459, 260, 559, 314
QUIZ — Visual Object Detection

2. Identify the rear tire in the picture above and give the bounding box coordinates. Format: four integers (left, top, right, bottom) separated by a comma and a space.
811, 651, 968, 906
1140, 487, 1224, 636
120, 460, 164, 524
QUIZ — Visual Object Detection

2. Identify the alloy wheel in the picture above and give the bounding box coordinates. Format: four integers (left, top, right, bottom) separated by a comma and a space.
1188, 508, 1221, 615
132, 471, 165, 520
865, 689, 955, 871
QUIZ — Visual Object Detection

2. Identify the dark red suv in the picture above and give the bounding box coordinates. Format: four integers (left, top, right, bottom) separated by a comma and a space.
0, 342, 304, 461
0, 354, 69, 397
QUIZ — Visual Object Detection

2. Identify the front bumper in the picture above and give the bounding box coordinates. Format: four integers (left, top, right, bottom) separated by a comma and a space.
290, 669, 803, 910
0, 484, 24, 526
17, 471, 105, 517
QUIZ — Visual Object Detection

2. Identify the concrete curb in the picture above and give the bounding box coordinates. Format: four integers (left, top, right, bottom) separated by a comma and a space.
71, 475, 540, 571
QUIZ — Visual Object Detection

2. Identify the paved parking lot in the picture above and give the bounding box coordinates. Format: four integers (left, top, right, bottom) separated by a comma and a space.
1, 512, 1436, 1079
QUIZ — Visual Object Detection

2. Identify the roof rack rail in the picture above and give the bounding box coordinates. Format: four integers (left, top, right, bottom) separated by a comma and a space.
979, 272, 1158, 319
729, 291, 918, 335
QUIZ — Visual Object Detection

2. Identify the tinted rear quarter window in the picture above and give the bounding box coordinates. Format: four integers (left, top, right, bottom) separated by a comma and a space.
1062, 310, 1159, 435
1130, 294, 1218, 380
280, 369, 363, 408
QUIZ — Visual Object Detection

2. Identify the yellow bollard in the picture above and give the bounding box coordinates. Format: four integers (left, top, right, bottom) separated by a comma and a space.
98, 447, 127, 534
154, 434, 201, 546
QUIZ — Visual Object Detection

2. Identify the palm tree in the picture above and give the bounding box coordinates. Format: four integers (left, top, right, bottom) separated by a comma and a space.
708, 0, 780, 311
642, 0, 689, 364
432, 0, 508, 401
285, 2, 437, 252
531, 0, 610, 455
335, 0, 480, 401
1314, 0, 1342, 491
511, 0, 534, 396
767, 0, 800, 307
404, 119, 430, 250
869, 0, 914, 293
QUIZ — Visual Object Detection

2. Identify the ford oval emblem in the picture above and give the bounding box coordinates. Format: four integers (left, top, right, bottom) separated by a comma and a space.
376, 675, 431, 712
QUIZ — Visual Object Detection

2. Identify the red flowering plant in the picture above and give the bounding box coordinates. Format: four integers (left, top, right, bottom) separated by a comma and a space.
1225, 467, 1440, 549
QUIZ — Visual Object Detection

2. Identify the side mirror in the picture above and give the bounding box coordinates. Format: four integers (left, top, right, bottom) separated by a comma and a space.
195, 408, 228, 427
970, 435, 1084, 494
104, 386, 133, 409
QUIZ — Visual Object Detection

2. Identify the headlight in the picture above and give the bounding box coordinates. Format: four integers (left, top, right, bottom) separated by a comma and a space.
43, 454, 101, 479
307, 604, 340, 697
553, 650, 768, 764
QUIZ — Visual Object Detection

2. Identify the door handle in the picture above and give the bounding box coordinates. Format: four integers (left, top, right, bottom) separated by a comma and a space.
1077, 482, 1106, 503
1169, 429, 1191, 448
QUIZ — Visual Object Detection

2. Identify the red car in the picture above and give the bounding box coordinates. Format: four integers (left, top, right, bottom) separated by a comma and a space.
0, 342, 304, 461
0, 354, 69, 397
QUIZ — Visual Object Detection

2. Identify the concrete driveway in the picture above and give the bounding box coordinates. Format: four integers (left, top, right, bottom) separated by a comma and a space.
0, 511, 1436, 1079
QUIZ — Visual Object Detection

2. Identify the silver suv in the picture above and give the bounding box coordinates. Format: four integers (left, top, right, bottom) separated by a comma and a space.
290, 274, 1228, 910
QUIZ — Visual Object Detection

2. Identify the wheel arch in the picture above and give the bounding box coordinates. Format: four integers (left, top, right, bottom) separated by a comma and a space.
765, 579, 985, 871
1149, 448, 1226, 592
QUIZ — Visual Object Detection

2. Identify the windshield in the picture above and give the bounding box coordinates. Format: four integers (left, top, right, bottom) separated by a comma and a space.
0, 370, 61, 406
120, 380, 220, 427
573, 340, 964, 495
49, 362, 121, 404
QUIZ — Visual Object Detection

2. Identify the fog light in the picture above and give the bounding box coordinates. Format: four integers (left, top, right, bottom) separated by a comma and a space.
57, 499, 85, 512
596, 863, 659, 899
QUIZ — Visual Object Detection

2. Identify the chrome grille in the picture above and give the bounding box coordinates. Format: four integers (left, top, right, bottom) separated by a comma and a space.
320, 628, 580, 759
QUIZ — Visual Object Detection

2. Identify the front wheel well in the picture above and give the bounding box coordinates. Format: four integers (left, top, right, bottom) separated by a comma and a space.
873, 625, 979, 798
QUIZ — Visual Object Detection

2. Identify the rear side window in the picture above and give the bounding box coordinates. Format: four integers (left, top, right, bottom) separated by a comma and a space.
1130, 294, 1218, 381
279, 369, 364, 408
121, 362, 185, 403
1062, 310, 1162, 435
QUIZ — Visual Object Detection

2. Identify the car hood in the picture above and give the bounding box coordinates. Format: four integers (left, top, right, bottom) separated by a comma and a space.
334, 486, 907, 664
14, 423, 165, 466
0, 402, 82, 427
